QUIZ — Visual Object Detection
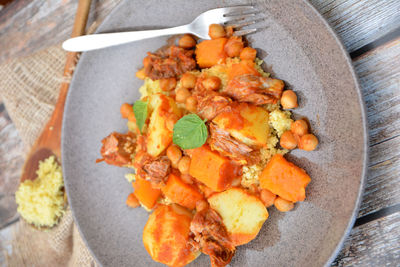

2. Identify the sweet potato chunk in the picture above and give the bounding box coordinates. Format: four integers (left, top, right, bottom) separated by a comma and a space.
208, 188, 268, 246
162, 173, 204, 210
260, 154, 311, 202
143, 205, 200, 266
213, 103, 270, 147
132, 178, 161, 210
189, 145, 240, 192
195, 38, 228, 68
228, 59, 260, 80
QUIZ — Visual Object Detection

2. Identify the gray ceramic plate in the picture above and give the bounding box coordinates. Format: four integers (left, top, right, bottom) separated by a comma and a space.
62, 0, 368, 266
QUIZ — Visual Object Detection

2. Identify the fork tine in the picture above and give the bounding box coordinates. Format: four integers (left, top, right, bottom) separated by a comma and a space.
233, 28, 257, 36
226, 20, 256, 28
221, 5, 255, 15
222, 13, 256, 23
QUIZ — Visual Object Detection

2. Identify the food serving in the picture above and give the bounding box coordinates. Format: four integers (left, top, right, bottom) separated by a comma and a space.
97, 24, 318, 267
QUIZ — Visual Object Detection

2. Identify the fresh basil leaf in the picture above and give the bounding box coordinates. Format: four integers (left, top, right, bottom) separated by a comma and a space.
133, 100, 148, 134
173, 114, 208, 150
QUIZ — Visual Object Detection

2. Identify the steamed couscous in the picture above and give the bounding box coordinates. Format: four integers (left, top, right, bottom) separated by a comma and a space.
97, 24, 318, 267
15, 156, 65, 228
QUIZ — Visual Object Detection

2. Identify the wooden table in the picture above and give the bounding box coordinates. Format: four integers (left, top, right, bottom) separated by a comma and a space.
0, 0, 399, 265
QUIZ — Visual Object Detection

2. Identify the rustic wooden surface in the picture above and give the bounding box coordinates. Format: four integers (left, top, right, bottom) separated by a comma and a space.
0, 103, 24, 228
0, 0, 399, 266
354, 38, 400, 217
310, 0, 400, 52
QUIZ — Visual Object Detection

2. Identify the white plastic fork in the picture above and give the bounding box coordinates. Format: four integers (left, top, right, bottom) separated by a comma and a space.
62, 6, 257, 52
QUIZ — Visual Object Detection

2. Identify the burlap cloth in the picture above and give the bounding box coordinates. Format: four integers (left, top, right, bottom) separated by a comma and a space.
0, 45, 97, 266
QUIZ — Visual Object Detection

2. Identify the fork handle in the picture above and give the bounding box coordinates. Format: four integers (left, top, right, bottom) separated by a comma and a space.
62, 25, 189, 52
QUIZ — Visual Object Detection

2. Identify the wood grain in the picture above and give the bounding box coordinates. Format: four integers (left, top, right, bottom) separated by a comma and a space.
0, 103, 24, 228
361, 136, 400, 217
355, 39, 400, 146
1, 0, 400, 63
0, 103, 24, 193
0, 0, 121, 64
333, 211, 400, 266
353, 38, 400, 217
310, 0, 400, 52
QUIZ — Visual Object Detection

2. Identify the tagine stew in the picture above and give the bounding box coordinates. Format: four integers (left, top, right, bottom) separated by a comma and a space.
97, 24, 318, 267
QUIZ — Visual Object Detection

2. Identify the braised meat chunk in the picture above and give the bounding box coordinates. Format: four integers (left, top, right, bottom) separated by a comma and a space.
224, 74, 284, 105
209, 123, 261, 165
142, 156, 171, 183
144, 46, 196, 80
97, 132, 136, 167
192, 79, 232, 120
190, 207, 236, 267
134, 151, 171, 184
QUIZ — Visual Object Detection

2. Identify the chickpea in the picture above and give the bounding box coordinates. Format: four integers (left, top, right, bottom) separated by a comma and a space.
185, 96, 198, 113
178, 156, 191, 174
196, 200, 209, 211
260, 189, 277, 208
299, 134, 318, 151
225, 26, 234, 37
280, 130, 297, 150
120, 103, 133, 119
280, 90, 298, 109
208, 24, 226, 39
181, 174, 194, 184
291, 119, 309, 136
240, 47, 257, 61
167, 144, 182, 167
225, 37, 244, 57
178, 34, 197, 48
180, 73, 197, 89
126, 193, 140, 208
202, 76, 221, 91
274, 197, 294, 212
160, 77, 177, 92
135, 68, 146, 80
166, 114, 178, 132
175, 87, 191, 103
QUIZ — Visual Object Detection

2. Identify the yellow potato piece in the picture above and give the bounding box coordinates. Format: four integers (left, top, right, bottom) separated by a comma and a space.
143, 204, 200, 266
208, 188, 269, 246
213, 103, 270, 147
147, 93, 181, 157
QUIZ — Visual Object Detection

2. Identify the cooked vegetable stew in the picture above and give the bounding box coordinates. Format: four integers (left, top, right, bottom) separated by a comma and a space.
97, 24, 318, 267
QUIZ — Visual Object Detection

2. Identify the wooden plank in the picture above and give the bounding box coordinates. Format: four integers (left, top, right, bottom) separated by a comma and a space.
352, 38, 400, 217
333, 211, 400, 266
360, 136, 400, 217
1, 0, 400, 63
0, 0, 122, 64
310, 0, 400, 52
0, 102, 24, 228
355, 39, 400, 146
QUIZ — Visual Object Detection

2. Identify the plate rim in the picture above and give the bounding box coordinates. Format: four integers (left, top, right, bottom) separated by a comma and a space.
62, 0, 369, 266
297, 2, 368, 266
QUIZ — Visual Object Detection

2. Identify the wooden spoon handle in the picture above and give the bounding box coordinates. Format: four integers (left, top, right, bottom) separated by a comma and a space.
71, 0, 92, 38
43, 0, 92, 156
20, 0, 93, 183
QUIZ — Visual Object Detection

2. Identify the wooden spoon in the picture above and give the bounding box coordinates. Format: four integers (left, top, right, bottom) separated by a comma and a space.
20, 0, 92, 183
